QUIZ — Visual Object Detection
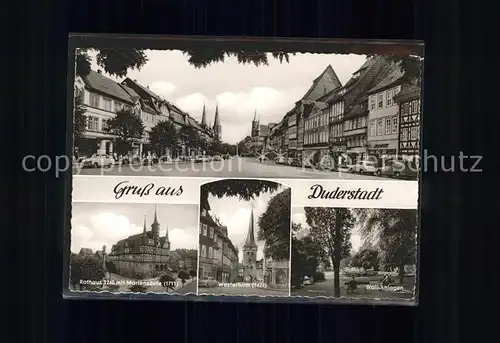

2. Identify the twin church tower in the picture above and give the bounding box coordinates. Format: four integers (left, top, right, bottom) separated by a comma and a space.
200, 103, 222, 140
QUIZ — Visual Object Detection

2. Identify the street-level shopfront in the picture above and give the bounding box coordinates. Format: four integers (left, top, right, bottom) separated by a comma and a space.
367, 141, 399, 161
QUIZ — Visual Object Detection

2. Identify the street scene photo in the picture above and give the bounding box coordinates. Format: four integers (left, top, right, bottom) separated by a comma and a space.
290, 207, 417, 301
72, 48, 422, 180
69, 203, 199, 295
197, 179, 291, 296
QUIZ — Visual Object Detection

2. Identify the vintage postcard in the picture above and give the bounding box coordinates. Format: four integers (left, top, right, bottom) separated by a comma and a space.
65, 35, 422, 305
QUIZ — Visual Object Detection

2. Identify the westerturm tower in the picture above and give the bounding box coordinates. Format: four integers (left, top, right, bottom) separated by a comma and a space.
251, 110, 260, 137
213, 103, 221, 140
242, 204, 258, 280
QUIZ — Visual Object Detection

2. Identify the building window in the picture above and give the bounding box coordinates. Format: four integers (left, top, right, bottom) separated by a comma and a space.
410, 126, 418, 140
377, 119, 383, 136
201, 209, 207, 216
385, 118, 391, 134
377, 93, 384, 109
208, 247, 213, 259
392, 117, 398, 134
201, 245, 206, 258
401, 128, 409, 141
89, 93, 100, 108
86, 116, 99, 131
202, 224, 207, 236
370, 120, 376, 137
209, 227, 214, 238
386, 89, 393, 106
370, 96, 376, 110
102, 97, 112, 112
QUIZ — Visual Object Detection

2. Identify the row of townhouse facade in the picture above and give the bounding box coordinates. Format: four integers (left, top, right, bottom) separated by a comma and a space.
264, 56, 422, 165
73, 69, 220, 158
198, 197, 239, 283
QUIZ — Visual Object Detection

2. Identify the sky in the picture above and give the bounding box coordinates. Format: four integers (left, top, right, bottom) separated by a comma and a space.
88, 50, 366, 144
71, 202, 198, 254
292, 207, 362, 253
205, 185, 290, 262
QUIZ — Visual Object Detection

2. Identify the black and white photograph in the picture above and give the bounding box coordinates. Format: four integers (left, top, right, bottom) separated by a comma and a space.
290, 207, 417, 301
69, 203, 199, 294
197, 179, 291, 296
71, 46, 422, 180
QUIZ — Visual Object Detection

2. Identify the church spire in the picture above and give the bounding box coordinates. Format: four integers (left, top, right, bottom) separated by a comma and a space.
244, 204, 257, 248
201, 103, 207, 126
142, 214, 147, 236
213, 102, 221, 127
253, 110, 257, 122
164, 223, 170, 243
153, 204, 159, 225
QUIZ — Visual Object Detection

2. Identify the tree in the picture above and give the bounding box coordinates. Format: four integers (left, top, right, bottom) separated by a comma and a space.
69, 253, 105, 290
208, 137, 222, 155
149, 120, 178, 156
304, 207, 355, 297
129, 284, 147, 293
178, 270, 190, 285
104, 109, 144, 155
76, 48, 148, 78
159, 274, 176, 292
257, 188, 291, 260
290, 223, 325, 288
201, 179, 280, 210
105, 261, 117, 275
178, 126, 200, 155
189, 270, 197, 278
351, 248, 380, 271
73, 95, 87, 156
353, 209, 417, 284
183, 49, 293, 69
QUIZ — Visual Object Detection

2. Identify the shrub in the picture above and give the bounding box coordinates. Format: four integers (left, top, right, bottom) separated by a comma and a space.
178, 270, 190, 284
312, 271, 326, 282
129, 284, 147, 293
189, 270, 197, 278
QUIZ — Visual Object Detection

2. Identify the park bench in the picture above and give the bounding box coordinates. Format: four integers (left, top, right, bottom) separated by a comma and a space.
344, 280, 370, 294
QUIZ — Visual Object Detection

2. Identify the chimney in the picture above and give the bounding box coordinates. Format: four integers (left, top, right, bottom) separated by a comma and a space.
97, 69, 102, 74
147, 86, 149, 89
134, 79, 137, 82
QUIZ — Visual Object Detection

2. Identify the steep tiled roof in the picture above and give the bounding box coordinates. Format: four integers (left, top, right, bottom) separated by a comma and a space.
83, 71, 135, 104
170, 110, 185, 125
393, 83, 421, 103
79, 248, 93, 255
122, 78, 163, 100
119, 84, 140, 102
367, 67, 405, 94
302, 65, 342, 101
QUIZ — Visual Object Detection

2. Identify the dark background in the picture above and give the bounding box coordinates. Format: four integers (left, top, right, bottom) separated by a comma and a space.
11, 0, 491, 342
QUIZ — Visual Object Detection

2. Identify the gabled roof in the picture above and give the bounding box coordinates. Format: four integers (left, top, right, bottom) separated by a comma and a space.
79, 248, 93, 255
83, 70, 135, 104
367, 66, 405, 95
393, 83, 421, 103
301, 65, 342, 101
122, 78, 163, 101
119, 84, 141, 102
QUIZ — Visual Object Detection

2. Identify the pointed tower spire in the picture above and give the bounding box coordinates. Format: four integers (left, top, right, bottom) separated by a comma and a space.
164, 223, 170, 243
142, 214, 147, 236
201, 103, 207, 126
153, 204, 159, 225
253, 109, 257, 122
213, 102, 221, 127
244, 204, 257, 248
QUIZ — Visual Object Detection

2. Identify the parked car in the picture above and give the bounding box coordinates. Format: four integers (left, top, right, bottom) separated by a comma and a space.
376, 159, 418, 179
338, 163, 356, 173
198, 277, 219, 288
212, 155, 223, 161
286, 157, 294, 165
352, 160, 378, 174
290, 158, 302, 167
302, 276, 313, 286
82, 154, 115, 168
142, 156, 159, 165
274, 156, 286, 164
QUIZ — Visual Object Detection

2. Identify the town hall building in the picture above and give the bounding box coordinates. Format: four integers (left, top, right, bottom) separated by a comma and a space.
109, 206, 172, 279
